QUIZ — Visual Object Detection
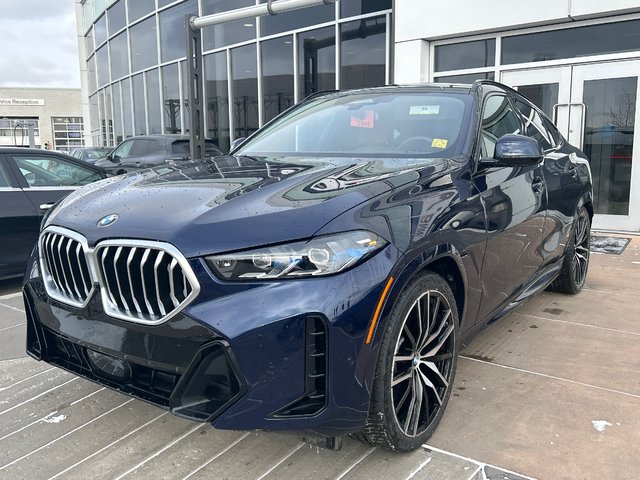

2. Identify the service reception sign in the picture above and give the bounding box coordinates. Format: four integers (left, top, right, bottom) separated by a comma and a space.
0, 98, 45, 106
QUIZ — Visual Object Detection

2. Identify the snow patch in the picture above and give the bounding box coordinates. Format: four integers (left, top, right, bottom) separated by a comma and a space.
43, 413, 67, 424
592, 420, 612, 432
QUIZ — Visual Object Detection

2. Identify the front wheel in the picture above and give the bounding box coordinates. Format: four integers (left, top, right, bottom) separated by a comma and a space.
549, 206, 591, 294
355, 272, 459, 452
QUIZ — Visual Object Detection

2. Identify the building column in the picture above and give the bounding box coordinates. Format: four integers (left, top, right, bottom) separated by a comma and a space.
393, 39, 430, 85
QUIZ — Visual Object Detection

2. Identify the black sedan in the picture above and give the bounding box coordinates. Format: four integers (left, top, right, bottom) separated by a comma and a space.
0, 148, 106, 280
24, 81, 592, 452
95, 135, 222, 175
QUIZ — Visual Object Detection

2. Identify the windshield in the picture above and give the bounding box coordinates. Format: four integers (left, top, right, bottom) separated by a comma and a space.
85, 148, 111, 159
237, 92, 471, 157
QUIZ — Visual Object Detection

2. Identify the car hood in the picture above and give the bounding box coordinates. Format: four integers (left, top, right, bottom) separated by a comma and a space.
46, 155, 453, 257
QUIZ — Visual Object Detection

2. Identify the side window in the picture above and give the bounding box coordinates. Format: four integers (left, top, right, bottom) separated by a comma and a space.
112, 140, 134, 159
129, 140, 149, 157
147, 140, 165, 154
0, 162, 10, 187
514, 99, 555, 150
480, 95, 522, 157
13, 155, 102, 187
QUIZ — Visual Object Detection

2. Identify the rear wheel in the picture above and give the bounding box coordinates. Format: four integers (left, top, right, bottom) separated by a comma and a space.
549, 206, 590, 294
356, 272, 459, 452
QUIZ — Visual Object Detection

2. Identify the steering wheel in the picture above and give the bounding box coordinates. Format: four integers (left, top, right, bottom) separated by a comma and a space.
398, 136, 434, 152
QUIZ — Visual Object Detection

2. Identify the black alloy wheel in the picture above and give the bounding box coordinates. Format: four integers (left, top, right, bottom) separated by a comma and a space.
549, 206, 591, 294
572, 210, 590, 287
356, 272, 459, 452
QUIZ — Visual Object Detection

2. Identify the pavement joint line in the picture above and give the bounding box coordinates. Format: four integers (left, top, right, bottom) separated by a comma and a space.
334, 446, 376, 480
0, 292, 21, 301
180, 431, 252, 480
254, 440, 306, 480
0, 398, 135, 471
0, 323, 24, 333
405, 456, 432, 479
70, 387, 106, 406
0, 386, 103, 442
423, 444, 537, 480
0, 367, 56, 392
0, 302, 25, 313
115, 423, 207, 480
46, 411, 169, 480
0, 377, 78, 416
459, 356, 640, 399
465, 466, 483, 480
513, 312, 640, 337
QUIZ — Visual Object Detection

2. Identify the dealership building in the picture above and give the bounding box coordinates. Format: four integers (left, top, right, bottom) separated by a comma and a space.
76, 0, 640, 231
0, 87, 86, 152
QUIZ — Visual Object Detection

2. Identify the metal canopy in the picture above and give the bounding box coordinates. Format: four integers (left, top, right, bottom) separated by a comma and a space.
186, 0, 336, 161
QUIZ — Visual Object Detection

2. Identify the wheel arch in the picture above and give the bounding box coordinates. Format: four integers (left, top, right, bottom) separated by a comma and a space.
375, 245, 468, 344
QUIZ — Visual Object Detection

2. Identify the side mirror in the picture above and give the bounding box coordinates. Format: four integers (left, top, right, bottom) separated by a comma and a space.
482, 134, 543, 168
230, 137, 246, 151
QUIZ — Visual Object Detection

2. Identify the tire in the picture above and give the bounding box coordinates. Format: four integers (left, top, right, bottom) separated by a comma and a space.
355, 271, 459, 452
549, 206, 590, 294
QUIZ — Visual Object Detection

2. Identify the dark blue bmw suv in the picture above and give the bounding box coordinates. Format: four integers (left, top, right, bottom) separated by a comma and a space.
23, 81, 592, 452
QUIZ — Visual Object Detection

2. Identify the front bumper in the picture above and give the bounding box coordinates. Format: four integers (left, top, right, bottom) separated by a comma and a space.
24, 244, 400, 436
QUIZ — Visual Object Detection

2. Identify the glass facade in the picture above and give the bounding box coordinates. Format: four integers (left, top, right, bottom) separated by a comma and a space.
298, 26, 335, 99
82, 0, 392, 150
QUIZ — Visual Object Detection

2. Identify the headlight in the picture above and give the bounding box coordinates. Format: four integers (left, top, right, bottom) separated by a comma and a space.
206, 230, 387, 280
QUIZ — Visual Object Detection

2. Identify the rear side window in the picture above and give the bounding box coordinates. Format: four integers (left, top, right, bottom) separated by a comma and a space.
514, 99, 555, 150
172, 141, 189, 155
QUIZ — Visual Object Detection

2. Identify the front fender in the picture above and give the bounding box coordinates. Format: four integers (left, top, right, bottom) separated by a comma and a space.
354, 244, 469, 408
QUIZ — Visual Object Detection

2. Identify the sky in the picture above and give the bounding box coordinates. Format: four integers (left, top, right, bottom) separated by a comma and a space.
0, 0, 80, 88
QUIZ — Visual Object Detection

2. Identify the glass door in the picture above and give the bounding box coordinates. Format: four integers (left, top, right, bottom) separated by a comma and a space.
501, 67, 572, 132
570, 61, 640, 231
502, 62, 640, 231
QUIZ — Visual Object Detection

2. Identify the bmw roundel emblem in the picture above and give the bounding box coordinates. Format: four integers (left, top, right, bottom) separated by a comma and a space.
97, 213, 119, 227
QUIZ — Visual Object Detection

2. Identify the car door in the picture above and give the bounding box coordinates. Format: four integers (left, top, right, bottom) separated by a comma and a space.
473, 93, 547, 322
6, 152, 105, 223
108, 139, 135, 171
512, 96, 584, 265
0, 155, 42, 279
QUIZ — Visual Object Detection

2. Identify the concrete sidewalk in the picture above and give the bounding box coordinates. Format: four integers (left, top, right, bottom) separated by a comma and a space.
0, 233, 638, 479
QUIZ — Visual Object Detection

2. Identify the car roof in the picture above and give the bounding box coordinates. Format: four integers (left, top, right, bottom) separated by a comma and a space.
304, 82, 518, 102
312, 84, 475, 99
0, 147, 77, 156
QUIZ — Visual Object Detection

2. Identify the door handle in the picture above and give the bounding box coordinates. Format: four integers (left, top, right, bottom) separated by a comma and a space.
531, 177, 545, 194
39, 203, 55, 211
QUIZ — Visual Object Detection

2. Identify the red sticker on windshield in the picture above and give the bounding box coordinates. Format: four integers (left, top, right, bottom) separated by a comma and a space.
350, 110, 375, 129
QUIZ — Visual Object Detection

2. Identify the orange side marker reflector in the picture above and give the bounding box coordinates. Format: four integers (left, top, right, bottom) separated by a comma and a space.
365, 276, 394, 345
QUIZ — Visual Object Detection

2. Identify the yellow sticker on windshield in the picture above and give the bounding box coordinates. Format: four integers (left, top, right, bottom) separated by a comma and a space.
432, 138, 448, 149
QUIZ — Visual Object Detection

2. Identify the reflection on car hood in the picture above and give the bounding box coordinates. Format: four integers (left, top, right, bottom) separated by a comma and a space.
46, 155, 452, 257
